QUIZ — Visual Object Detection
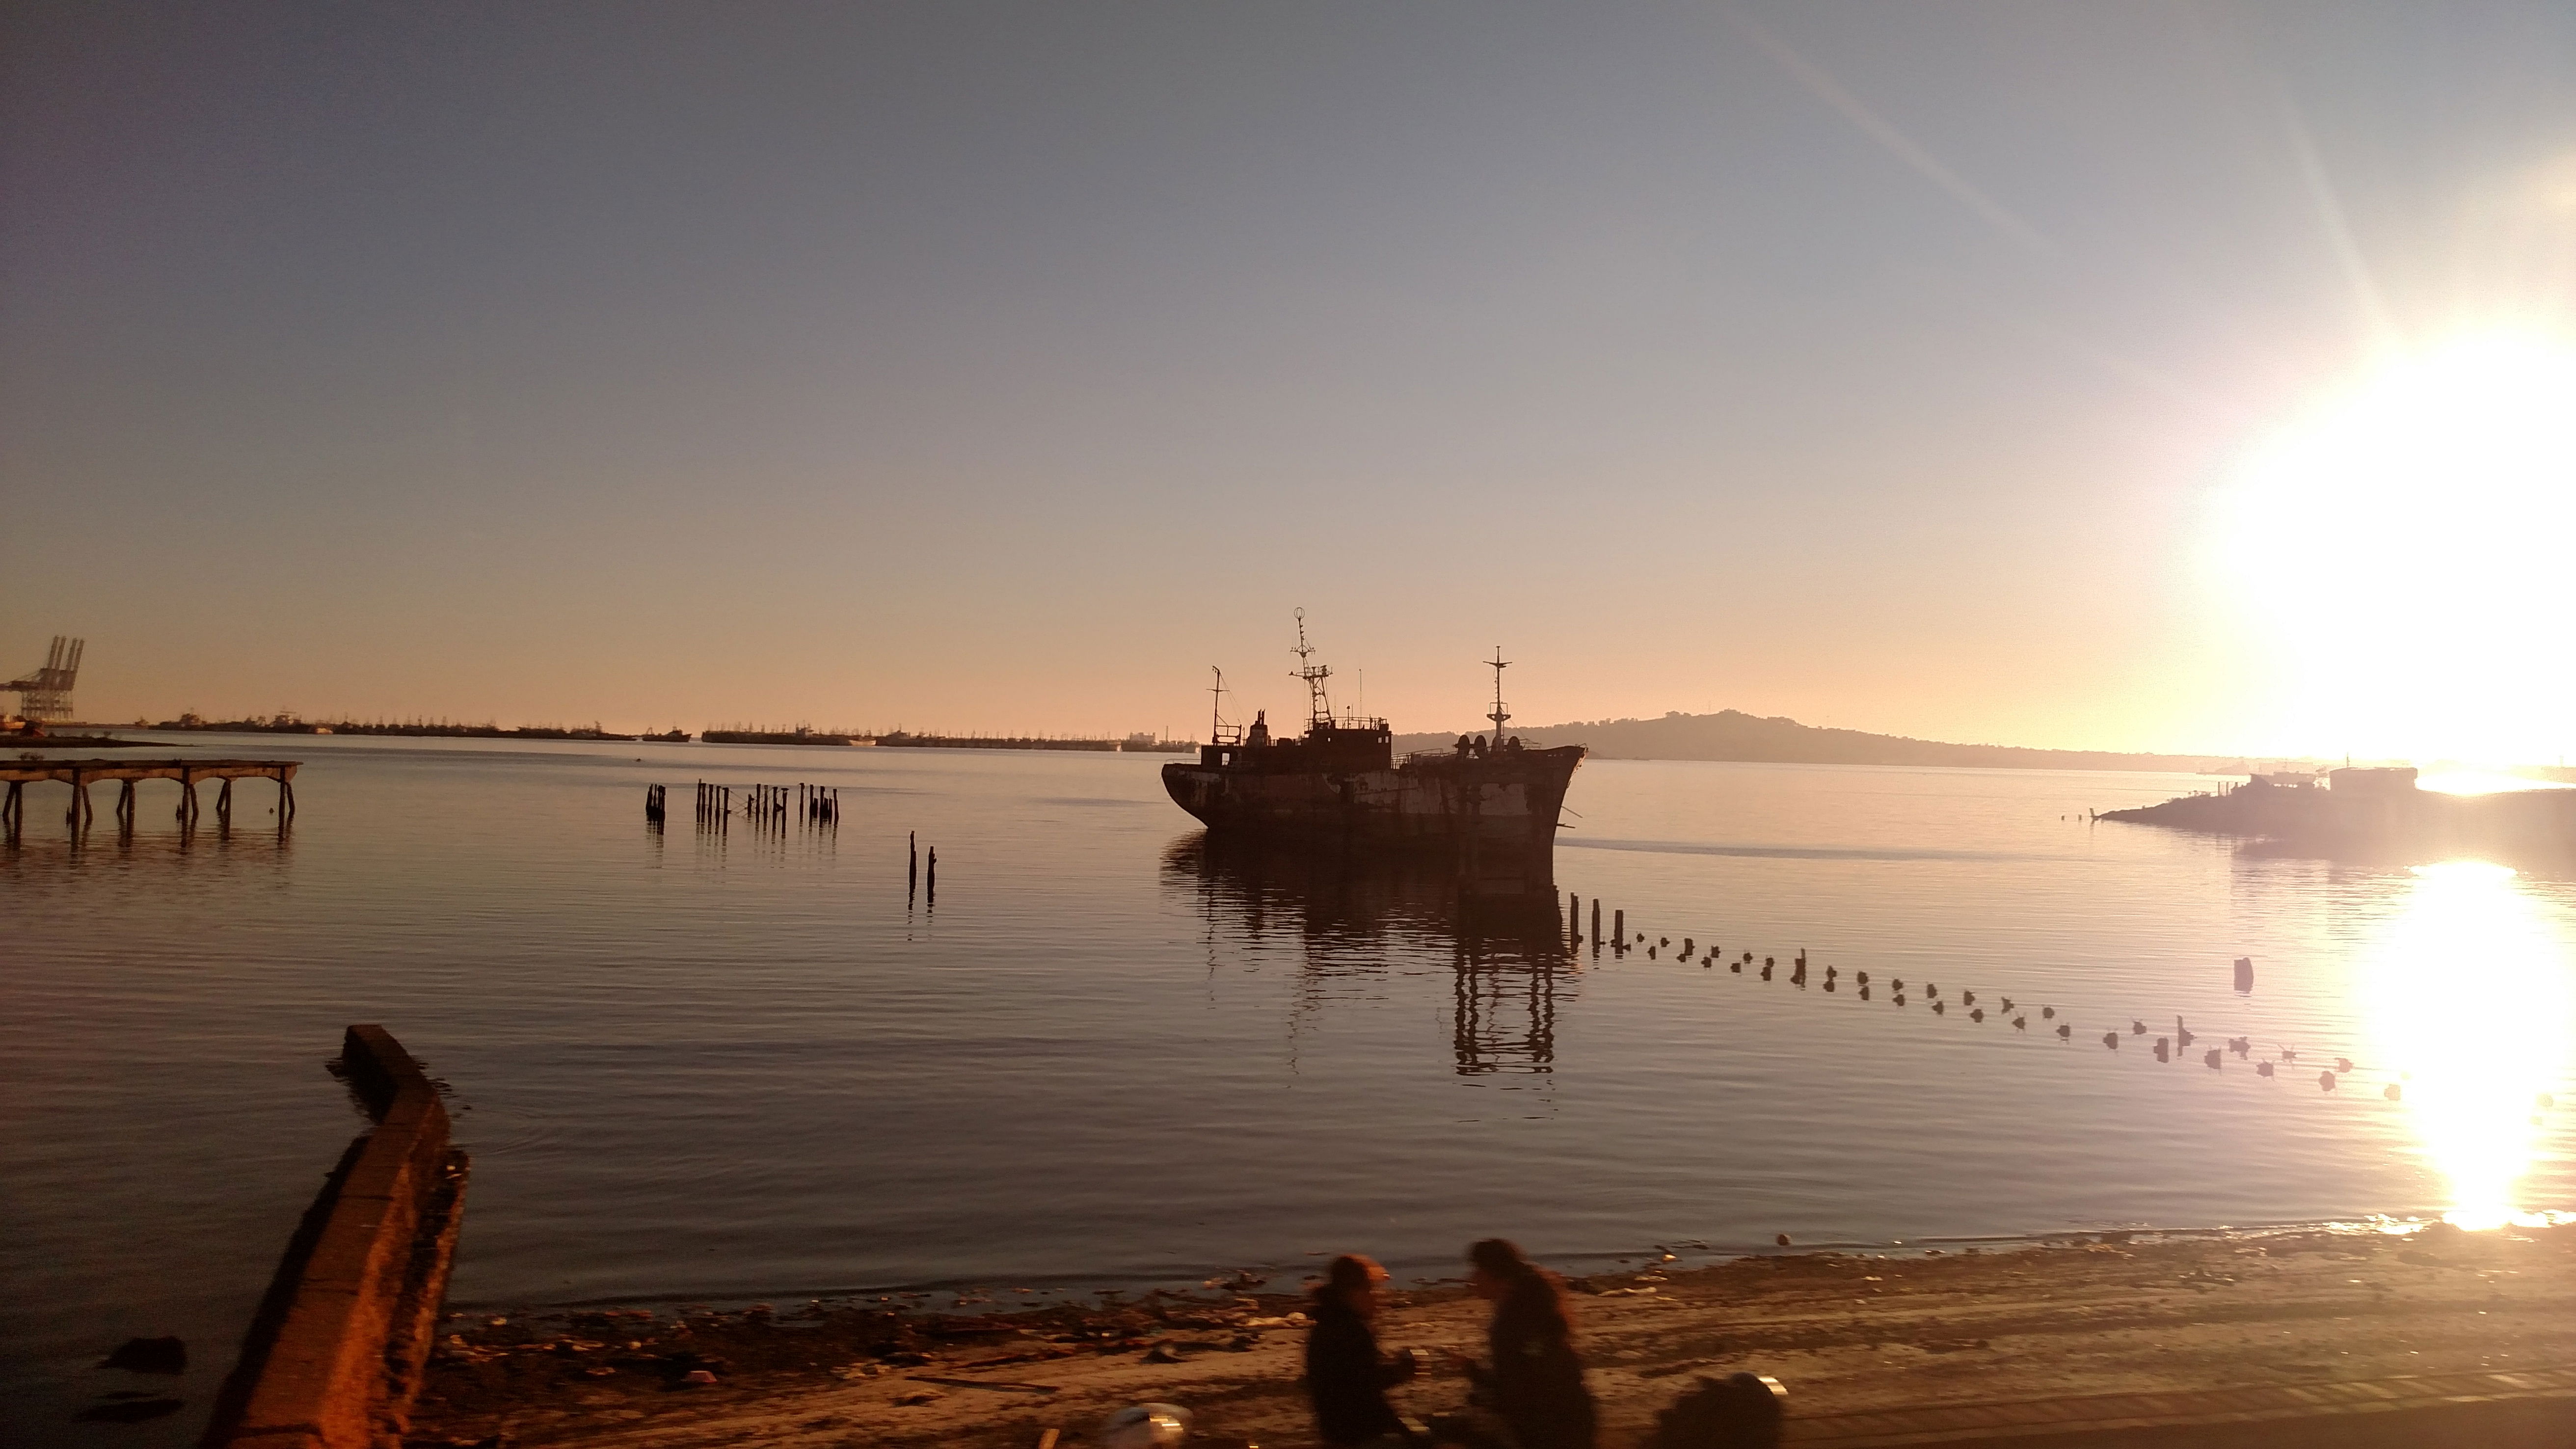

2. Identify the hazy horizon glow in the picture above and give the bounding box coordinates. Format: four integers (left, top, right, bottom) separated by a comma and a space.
7, 3, 2576, 758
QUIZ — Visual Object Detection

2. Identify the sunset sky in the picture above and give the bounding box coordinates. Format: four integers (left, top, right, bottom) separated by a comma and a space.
6, 3, 2574, 760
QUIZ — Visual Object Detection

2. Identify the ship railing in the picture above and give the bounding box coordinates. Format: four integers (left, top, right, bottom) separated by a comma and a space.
1211, 725, 1244, 746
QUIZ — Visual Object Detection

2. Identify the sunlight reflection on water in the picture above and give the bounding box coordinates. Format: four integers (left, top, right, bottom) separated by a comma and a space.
2362, 861, 2575, 1229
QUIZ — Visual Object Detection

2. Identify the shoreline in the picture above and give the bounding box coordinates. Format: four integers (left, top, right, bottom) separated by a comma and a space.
412, 1220, 2576, 1448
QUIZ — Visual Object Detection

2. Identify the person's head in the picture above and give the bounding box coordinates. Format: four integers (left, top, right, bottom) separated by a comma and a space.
1467, 1238, 1538, 1301
1320, 1253, 1388, 1316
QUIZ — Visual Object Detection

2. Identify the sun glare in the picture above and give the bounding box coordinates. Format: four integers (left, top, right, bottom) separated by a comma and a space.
2220, 332, 2576, 763
2360, 861, 2575, 1229
2415, 770, 2576, 797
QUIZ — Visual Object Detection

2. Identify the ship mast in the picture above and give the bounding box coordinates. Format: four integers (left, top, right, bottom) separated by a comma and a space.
1485, 646, 1511, 741
1208, 666, 1230, 744
1291, 608, 1333, 728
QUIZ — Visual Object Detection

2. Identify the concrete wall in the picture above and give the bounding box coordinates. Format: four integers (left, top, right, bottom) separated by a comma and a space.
201, 1026, 469, 1449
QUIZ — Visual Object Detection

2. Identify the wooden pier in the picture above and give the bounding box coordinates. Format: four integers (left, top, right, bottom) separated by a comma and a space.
0, 757, 298, 837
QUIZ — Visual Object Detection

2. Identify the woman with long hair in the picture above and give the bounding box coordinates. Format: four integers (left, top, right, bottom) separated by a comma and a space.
1461, 1238, 1596, 1449
1305, 1254, 1421, 1447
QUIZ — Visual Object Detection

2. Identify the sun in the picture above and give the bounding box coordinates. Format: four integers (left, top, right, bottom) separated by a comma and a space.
2218, 331, 2576, 763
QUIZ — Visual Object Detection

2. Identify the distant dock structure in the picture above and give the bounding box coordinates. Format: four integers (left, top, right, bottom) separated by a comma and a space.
1, 757, 297, 840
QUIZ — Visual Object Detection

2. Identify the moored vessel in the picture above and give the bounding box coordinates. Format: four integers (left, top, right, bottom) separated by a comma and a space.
1160, 616, 1583, 858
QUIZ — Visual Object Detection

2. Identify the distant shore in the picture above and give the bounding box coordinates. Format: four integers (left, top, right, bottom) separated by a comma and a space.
413, 1221, 2576, 1449
27, 704, 2300, 772
1395, 709, 2266, 775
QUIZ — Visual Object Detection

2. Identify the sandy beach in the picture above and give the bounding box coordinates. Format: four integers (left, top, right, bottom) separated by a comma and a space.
409, 1222, 2576, 1448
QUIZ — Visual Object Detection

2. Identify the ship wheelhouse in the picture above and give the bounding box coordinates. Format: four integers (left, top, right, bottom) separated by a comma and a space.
1198, 710, 1392, 773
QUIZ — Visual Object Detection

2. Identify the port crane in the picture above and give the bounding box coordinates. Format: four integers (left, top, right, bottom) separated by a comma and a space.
6, 636, 82, 722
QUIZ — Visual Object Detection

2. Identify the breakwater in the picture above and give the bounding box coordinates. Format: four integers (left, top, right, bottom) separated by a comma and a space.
876, 731, 1191, 752
151, 716, 682, 741
201, 1025, 467, 1449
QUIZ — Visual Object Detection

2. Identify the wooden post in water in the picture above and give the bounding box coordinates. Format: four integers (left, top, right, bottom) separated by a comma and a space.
218, 777, 234, 828
909, 831, 918, 893
926, 846, 937, 901
1567, 893, 1580, 945
1612, 909, 1624, 954
1590, 900, 1601, 956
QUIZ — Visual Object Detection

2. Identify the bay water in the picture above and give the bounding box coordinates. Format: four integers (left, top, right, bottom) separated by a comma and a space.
7, 735, 2574, 1445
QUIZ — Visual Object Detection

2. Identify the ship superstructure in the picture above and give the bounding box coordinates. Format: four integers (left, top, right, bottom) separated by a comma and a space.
1160, 615, 1583, 857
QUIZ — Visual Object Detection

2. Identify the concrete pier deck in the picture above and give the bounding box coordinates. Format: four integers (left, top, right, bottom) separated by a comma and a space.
0, 757, 298, 832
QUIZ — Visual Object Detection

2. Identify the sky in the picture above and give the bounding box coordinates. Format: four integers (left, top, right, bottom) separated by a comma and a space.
5, 2, 2575, 758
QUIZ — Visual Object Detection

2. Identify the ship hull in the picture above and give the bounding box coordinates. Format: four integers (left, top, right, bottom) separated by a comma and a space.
1160, 746, 1583, 856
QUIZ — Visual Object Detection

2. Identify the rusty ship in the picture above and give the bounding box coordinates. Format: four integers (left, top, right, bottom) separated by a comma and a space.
1160, 615, 1584, 858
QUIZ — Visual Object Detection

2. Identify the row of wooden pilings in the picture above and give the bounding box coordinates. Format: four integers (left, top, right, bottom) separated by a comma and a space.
667, 780, 842, 831
1565, 892, 1615, 956
1559, 893, 2434, 1100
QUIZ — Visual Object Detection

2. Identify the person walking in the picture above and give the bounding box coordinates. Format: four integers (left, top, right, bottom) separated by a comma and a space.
1305, 1254, 1421, 1447
1460, 1239, 1596, 1449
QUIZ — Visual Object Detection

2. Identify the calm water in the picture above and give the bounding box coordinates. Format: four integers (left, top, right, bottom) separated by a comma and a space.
7, 735, 2575, 1445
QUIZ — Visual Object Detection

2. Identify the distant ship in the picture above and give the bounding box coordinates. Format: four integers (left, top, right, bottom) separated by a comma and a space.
1160, 615, 1584, 857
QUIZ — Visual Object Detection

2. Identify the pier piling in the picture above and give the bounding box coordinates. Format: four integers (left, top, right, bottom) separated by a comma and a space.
1, 758, 299, 839
1613, 910, 1624, 954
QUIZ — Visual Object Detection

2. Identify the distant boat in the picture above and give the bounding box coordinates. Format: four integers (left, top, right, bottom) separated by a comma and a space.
1161, 617, 1583, 858
700, 728, 858, 746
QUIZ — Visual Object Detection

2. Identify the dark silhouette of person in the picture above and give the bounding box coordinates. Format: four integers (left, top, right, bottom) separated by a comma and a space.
1305, 1254, 1419, 1447
1459, 1239, 1595, 1449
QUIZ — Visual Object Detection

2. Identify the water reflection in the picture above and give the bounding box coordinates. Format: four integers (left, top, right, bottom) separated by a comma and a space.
1160, 838, 1573, 1074
2361, 861, 2575, 1228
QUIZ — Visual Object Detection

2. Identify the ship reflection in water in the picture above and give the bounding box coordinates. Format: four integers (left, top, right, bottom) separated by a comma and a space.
1160, 837, 1572, 1075
2360, 860, 2576, 1229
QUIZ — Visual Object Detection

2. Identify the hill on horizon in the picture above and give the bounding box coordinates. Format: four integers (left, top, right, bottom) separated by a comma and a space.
1390, 709, 2260, 774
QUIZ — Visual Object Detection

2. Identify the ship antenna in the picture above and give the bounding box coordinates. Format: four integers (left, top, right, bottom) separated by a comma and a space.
1485, 646, 1512, 740
1291, 607, 1333, 728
